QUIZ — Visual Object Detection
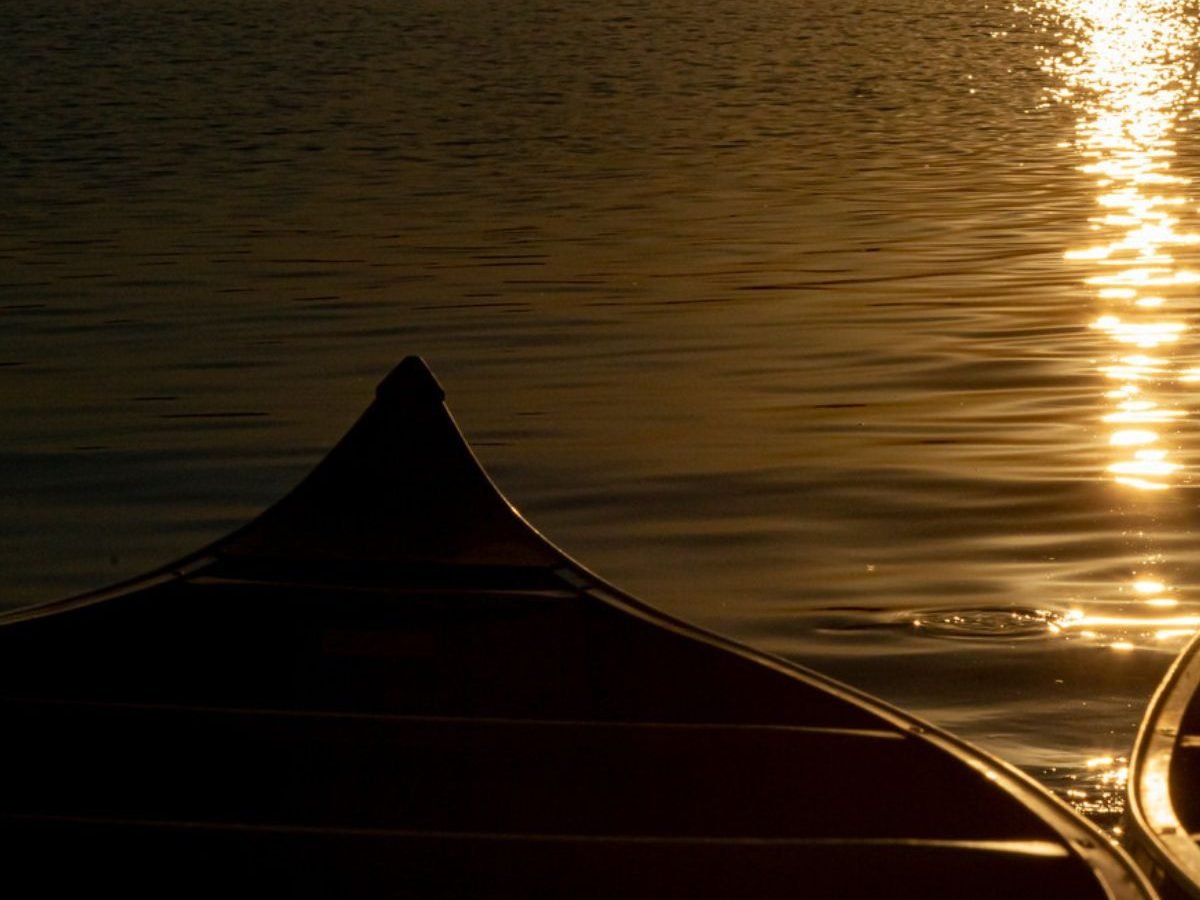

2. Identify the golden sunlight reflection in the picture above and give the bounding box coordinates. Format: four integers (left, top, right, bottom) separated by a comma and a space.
1059, 753, 1129, 821
1041, 2, 1200, 664
1035, 18, 1200, 820
1051, 0, 1199, 496
1088, 755, 1128, 789
1040, 598, 1200, 648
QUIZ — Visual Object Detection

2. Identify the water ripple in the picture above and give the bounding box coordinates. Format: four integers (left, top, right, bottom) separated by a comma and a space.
907, 606, 1062, 641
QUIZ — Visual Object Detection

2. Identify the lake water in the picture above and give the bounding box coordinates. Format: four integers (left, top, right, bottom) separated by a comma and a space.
5, 0, 1200, 827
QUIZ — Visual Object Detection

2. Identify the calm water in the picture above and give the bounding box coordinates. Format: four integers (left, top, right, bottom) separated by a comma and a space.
5, 0, 1200, 824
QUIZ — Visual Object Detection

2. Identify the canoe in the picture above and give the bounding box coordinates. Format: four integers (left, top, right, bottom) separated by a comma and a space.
1126, 630, 1200, 897
0, 357, 1154, 898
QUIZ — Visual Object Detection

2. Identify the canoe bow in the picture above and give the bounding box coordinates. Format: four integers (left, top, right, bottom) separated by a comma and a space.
0, 356, 1158, 899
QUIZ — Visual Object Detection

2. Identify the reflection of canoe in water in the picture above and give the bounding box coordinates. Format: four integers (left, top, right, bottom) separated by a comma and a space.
0, 357, 1154, 898
1126, 634, 1200, 898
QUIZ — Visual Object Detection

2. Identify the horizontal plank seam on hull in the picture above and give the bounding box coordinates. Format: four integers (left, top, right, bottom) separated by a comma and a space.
0, 697, 905, 739
185, 574, 579, 599
0, 813, 1068, 856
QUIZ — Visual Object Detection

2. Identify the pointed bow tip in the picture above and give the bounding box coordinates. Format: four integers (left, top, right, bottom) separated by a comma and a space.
375, 356, 446, 406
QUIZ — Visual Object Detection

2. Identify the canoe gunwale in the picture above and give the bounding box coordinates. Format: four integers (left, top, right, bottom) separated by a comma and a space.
1127, 631, 1200, 897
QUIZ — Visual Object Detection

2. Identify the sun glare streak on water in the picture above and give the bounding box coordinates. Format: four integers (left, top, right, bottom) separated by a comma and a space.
1035, 0, 1200, 820
1048, 0, 1199, 609
1049, 0, 1199, 496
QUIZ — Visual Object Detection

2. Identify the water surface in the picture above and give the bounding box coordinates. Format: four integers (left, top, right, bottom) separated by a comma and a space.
5, 0, 1200, 824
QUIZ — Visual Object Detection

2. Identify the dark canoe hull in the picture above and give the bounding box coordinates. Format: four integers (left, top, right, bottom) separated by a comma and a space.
0, 358, 1153, 898
1126, 631, 1200, 898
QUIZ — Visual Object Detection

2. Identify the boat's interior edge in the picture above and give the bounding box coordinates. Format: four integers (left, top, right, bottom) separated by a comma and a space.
1127, 630, 1200, 899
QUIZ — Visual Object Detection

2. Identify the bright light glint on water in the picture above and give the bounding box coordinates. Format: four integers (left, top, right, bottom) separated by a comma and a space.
1042, 3, 1200, 824
1053, 0, 1198, 494
1110, 429, 1158, 446
1036, 6, 1200, 819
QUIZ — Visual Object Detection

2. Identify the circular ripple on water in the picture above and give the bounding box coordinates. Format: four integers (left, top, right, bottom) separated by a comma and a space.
905, 606, 1061, 641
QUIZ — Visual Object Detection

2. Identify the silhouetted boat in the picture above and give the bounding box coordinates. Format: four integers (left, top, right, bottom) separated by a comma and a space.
0, 357, 1154, 898
1126, 631, 1200, 898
